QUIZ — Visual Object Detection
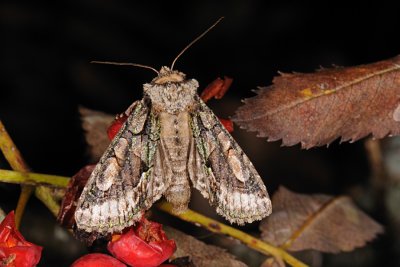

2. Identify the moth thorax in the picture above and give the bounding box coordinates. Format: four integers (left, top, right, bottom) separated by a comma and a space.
143, 78, 199, 114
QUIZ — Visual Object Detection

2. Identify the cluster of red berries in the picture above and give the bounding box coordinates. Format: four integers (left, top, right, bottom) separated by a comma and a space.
0, 212, 176, 267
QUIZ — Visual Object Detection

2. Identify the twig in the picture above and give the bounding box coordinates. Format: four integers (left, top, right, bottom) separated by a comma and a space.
35, 186, 61, 217
15, 186, 35, 227
0, 121, 33, 228
0, 168, 67, 217
156, 201, 308, 267
0, 121, 62, 225
0, 168, 66, 217
0, 122, 30, 171
0, 169, 307, 267
0, 169, 69, 187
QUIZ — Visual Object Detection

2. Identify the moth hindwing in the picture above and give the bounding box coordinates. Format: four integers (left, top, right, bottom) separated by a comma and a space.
75, 67, 272, 234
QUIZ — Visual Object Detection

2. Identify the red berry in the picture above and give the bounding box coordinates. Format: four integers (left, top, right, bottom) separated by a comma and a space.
108, 218, 176, 267
71, 253, 127, 267
0, 211, 42, 267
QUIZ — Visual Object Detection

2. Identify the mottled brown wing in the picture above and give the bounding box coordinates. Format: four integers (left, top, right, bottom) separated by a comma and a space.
188, 99, 272, 224
75, 100, 172, 234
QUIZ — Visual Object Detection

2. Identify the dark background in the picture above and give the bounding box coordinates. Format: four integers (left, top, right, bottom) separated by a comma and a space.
1, 1, 400, 266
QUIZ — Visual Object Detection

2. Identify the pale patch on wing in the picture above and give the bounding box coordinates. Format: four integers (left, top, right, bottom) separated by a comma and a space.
214, 190, 272, 225
227, 149, 249, 183
217, 131, 231, 151
75, 192, 144, 233
130, 105, 148, 134
96, 158, 119, 191
114, 138, 128, 163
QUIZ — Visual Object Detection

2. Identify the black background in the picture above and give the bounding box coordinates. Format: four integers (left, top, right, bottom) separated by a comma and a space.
1, 1, 400, 266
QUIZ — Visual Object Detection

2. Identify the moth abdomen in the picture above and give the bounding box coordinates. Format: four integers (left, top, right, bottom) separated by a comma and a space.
165, 175, 191, 214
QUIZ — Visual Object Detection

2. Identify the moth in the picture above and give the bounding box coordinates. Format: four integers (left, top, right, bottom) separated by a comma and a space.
74, 18, 272, 234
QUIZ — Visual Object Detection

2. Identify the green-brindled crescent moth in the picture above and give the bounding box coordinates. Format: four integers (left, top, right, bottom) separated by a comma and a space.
74, 18, 272, 234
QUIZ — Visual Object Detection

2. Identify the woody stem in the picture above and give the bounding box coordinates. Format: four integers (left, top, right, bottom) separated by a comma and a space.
0, 121, 36, 228
156, 201, 308, 267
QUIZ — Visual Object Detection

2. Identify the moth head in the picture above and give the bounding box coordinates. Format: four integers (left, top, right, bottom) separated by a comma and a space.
152, 66, 186, 84
143, 70, 199, 114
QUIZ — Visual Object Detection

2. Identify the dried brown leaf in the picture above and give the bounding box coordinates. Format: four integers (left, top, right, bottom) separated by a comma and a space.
79, 107, 114, 161
260, 187, 383, 253
164, 226, 247, 267
233, 56, 400, 148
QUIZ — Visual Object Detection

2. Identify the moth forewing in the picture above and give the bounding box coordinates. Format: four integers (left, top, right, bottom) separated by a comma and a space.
75, 100, 167, 234
189, 100, 272, 224
75, 67, 271, 235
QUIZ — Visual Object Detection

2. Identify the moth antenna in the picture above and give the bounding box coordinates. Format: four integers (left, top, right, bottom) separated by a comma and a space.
91, 61, 159, 75
170, 17, 224, 70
